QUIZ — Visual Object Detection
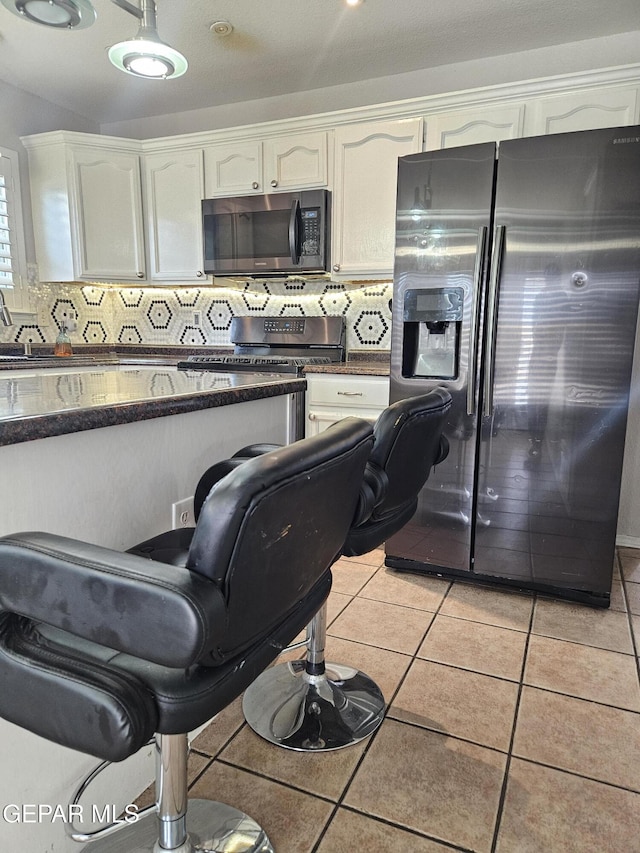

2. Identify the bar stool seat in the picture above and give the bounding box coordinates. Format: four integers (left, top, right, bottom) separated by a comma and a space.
130, 391, 451, 753
0, 418, 374, 852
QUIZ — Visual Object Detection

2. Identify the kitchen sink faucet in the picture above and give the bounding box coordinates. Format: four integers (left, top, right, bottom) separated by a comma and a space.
0, 289, 13, 327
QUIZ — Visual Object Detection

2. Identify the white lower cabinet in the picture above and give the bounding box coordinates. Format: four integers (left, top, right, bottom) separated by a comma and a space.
305, 373, 390, 437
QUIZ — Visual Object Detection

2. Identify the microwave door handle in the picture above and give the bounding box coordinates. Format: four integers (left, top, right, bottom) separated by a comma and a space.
289, 199, 301, 264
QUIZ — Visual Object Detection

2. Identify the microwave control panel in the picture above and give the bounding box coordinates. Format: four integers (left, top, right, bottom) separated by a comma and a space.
301, 208, 321, 256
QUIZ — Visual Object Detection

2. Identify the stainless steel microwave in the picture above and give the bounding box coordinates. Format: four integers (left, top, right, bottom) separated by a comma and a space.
202, 189, 330, 276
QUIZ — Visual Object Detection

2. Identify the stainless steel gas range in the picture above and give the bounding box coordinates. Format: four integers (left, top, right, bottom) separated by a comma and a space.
178, 316, 346, 438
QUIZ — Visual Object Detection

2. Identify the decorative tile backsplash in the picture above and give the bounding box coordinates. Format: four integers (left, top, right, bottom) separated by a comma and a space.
3, 278, 393, 353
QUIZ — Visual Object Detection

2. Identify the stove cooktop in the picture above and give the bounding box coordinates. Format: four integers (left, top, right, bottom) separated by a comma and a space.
177, 354, 336, 374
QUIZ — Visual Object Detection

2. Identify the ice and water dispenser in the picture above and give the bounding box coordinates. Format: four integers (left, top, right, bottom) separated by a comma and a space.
401, 287, 464, 379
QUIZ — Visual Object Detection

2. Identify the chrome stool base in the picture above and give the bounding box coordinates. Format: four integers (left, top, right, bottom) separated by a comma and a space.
242, 659, 385, 751
80, 799, 273, 852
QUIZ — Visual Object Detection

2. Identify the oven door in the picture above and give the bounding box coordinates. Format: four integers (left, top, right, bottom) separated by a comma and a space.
202, 190, 329, 276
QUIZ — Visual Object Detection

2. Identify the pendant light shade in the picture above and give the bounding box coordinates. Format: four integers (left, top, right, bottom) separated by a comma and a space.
0, 0, 96, 29
108, 0, 187, 80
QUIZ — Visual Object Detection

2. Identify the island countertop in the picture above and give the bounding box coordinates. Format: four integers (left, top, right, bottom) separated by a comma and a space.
0, 364, 305, 447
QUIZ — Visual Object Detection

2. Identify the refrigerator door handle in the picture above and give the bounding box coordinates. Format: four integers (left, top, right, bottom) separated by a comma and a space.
483, 224, 506, 418
467, 226, 487, 416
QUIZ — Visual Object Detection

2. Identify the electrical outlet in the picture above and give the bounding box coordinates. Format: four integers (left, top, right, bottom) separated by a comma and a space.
36, 305, 50, 327
193, 312, 201, 327
171, 497, 195, 529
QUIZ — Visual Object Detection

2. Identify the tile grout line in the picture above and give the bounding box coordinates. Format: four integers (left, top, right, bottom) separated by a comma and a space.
311, 563, 454, 852
617, 550, 640, 686
187, 548, 640, 852
489, 589, 537, 853
187, 719, 249, 791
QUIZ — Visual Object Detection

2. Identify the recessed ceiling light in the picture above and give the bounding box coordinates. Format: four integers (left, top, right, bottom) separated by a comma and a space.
0, 0, 96, 29
345, 0, 364, 6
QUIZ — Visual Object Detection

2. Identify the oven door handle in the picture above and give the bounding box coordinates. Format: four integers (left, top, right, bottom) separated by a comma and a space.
289, 199, 302, 265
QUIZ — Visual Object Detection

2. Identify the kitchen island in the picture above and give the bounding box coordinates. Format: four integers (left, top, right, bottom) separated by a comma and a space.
0, 362, 303, 545
0, 362, 304, 853
0, 362, 303, 446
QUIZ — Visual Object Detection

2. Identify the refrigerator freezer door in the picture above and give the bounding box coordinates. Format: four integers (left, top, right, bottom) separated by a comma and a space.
475, 129, 640, 596
388, 143, 497, 572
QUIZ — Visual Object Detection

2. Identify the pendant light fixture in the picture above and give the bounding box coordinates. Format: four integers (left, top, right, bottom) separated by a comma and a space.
108, 0, 187, 80
0, 0, 96, 29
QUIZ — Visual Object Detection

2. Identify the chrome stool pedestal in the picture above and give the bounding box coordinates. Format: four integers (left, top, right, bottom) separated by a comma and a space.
73, 735, 273, 853
242, 602, 385, 751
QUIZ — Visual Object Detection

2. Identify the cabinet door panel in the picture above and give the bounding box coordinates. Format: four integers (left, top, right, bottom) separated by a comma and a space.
71, 149, 145, 280
145, 150, 205, 281
333, 118, 422, 277
305, 374, 390, 437
526, 87, 639, 136
424, 105, 524, 151
264, 131, 328, 190
204, 141, 263, 195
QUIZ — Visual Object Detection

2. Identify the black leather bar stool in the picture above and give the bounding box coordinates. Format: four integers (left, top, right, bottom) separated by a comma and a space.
0, 418, 374, 853
241, 390, 451, 751
131, 390, 451, 753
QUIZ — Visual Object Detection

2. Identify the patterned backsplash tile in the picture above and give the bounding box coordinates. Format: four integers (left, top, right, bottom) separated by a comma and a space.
2, 278, 393, 353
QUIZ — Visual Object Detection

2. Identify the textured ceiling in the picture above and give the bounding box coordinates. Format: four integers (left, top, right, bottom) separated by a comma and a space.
0, 0, 638, 124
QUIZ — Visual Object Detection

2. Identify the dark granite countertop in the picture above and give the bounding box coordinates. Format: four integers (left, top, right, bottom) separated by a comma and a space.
0, 364, 304, 447
304, 350, 390, 377
304, 359, 390, 377
0, 345, 233, 371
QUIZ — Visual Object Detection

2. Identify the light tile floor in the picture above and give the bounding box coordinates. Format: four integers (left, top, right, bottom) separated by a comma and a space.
183, 546, 640, 852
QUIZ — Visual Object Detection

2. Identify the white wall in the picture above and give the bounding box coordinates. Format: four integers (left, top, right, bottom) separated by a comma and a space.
618, 313, 640, 545
101, 31, 640, 139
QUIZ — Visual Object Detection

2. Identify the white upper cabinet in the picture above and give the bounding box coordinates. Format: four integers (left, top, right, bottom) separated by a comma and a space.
71, 149, 145, 281
263, 131, 329, 191
22, 73, 640, 288
332, 118, 422, 278
525, 86, 640, 136
204, 131, 328, 196
203, 140, 263, 196
144, 149, 205, 282
424, 104, 525, 150
23, 132, 146, 282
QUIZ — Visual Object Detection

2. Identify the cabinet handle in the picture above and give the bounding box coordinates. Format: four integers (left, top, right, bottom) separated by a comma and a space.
332, 264, 340, 272
196, 270, 204, 277
308, 413, 316, 420
337, 391, 363, 397
270, 179, 278, 187
252, 181, 259, 190
136, 272, 144, 278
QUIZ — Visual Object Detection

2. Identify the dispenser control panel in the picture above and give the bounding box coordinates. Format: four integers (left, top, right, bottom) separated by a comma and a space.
403, 287, 464, 322
401, 287, 464, 380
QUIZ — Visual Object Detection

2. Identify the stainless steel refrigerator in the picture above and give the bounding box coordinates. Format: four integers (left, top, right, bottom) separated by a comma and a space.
387, 127, 640, 606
